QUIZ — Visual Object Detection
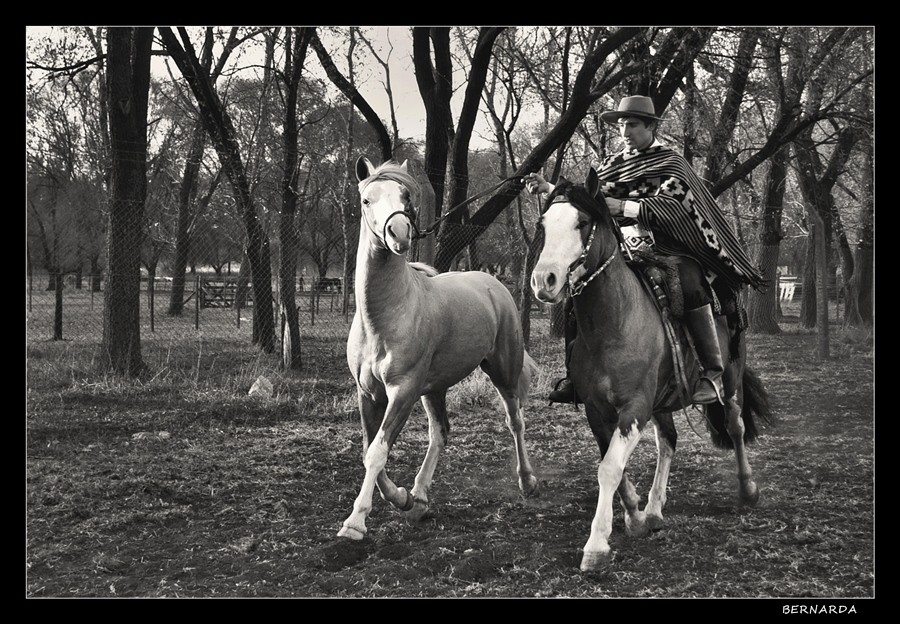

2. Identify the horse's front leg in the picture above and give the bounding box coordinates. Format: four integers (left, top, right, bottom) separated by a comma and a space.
581, 408, 647, 572
338, 385, 418, 540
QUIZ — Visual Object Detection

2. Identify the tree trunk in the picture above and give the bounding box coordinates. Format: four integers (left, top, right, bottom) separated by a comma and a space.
413, 27, 454, 230
168, 119, 206, 315
747, 147, 788, 333
845, 137, 873, 327
809, 210, 830, 359
90, 255, 102, 292
278, 27, 312, 371
53, 269, 63, 340
102, 26, 152, 376
159, 27, 275, 353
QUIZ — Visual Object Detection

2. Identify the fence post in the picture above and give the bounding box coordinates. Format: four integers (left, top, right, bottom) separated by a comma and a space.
195, 274, 200, 331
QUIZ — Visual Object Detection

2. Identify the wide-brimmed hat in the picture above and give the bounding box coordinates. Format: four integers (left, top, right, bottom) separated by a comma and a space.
600, 95, 665, 124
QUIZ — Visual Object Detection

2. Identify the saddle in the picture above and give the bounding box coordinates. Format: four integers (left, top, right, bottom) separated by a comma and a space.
625, 249, 748, 411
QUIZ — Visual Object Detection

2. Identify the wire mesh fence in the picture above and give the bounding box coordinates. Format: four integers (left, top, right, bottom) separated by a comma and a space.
25, 212, 557, 369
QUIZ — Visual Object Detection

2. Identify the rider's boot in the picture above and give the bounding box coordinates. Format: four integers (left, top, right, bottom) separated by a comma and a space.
548, 330, 578, 404
548, 377, 577, 404
684, 303, 725, 405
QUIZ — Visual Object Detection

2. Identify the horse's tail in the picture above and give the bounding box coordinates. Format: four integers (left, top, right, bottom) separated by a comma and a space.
704, 366, 771, 449
518, 350, 541, 404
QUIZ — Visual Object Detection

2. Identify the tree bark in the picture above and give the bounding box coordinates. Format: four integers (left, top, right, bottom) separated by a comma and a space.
747, 146, 788, 334
845, 136, 873, 327
168, 118, 207, 315
278, 27, 312, 371
794, 126, 857, 328
413, 27, 455, 227
102, 26, 153, 375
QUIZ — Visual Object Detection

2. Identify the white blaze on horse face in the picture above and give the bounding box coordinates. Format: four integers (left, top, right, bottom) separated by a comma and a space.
361, 179, 413, 255
531, 202, 584, 303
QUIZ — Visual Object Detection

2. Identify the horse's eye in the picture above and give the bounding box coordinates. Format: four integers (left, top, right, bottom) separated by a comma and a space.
577, 220, 589, 230
362, 198, 370, 206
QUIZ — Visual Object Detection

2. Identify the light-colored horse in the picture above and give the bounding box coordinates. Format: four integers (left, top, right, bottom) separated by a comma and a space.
338, 157, 540, 540
530, 170, 769, 572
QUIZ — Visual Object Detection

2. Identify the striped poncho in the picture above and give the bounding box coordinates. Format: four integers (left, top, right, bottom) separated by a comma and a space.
597, 145, 765, 293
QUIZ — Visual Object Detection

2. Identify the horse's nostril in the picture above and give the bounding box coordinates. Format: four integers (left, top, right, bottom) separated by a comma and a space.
386, 225, 395, 238
547, 274, 556, 288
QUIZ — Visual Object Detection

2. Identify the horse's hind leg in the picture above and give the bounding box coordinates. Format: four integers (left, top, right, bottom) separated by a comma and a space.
618, 470, 649, 538
488, 383, 539, 497
643, 412, 677, 530
725, 394, 760, 505
404, 391, 450, 522
482, 355, 539, 497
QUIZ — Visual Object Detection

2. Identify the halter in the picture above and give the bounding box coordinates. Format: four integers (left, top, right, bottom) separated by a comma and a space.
358, 171, 420, 249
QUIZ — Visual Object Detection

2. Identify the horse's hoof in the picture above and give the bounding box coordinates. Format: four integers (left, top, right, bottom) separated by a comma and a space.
337, 525, 366, 540
625, 512, 649, 538
646, 513, 666, 531
740, 480, 760, 506
520, 474, 540, 498
580, 549, 612, 573
403, 488, 430, 522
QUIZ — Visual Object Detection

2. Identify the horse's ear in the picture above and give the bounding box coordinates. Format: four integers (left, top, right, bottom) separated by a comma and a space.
585, 167, 601, 199
399, 160, 409, 172
356, 157, 375, 182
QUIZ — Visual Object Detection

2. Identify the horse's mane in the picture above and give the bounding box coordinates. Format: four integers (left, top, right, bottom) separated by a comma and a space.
409, 261, 439, 277
545, 179, 613, 227
358, 160, 421, 204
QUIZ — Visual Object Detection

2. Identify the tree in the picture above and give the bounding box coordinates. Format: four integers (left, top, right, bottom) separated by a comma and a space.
102, 26, 153, 375
274, 27, 314, 370
159, 27, 276, 353
433, 27, 644, 271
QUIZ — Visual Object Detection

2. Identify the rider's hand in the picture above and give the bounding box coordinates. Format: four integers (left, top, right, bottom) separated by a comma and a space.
605, 198, 624, 216
522, 173, 551, 195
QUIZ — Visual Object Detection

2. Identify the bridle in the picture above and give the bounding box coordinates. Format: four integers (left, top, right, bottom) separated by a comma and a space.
546, 194, 620, 298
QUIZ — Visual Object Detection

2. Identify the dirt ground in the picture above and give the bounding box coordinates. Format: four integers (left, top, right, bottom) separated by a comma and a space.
25, 318, 874, 601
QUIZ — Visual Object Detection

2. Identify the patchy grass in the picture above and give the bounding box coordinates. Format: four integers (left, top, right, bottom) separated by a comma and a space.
26, 315, 874, 598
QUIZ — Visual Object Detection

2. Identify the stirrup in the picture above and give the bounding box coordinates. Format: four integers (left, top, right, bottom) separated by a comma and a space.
691, 377, 724, 405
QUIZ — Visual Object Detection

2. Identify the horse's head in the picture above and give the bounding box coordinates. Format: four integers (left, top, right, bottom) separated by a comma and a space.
356, 156, 421, 255
530, 167, 618, 303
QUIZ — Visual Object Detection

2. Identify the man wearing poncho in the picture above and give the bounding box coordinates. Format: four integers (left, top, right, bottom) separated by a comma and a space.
525, 95, 764, 406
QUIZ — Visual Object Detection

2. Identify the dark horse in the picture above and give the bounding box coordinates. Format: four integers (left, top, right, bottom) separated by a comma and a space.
530, 168, 770, 572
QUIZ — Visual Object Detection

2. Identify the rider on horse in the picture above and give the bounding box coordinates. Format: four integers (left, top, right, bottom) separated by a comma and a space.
525, 95, 766, 406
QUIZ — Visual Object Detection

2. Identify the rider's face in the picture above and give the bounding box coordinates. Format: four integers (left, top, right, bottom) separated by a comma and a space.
617, 117, 655, 150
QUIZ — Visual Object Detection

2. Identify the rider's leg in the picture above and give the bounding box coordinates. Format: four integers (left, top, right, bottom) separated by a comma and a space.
677, 258, 725, 405
548, 295, 579, 404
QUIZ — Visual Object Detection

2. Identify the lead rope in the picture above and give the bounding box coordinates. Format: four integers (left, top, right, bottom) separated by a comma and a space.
413, 175, 523, 240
